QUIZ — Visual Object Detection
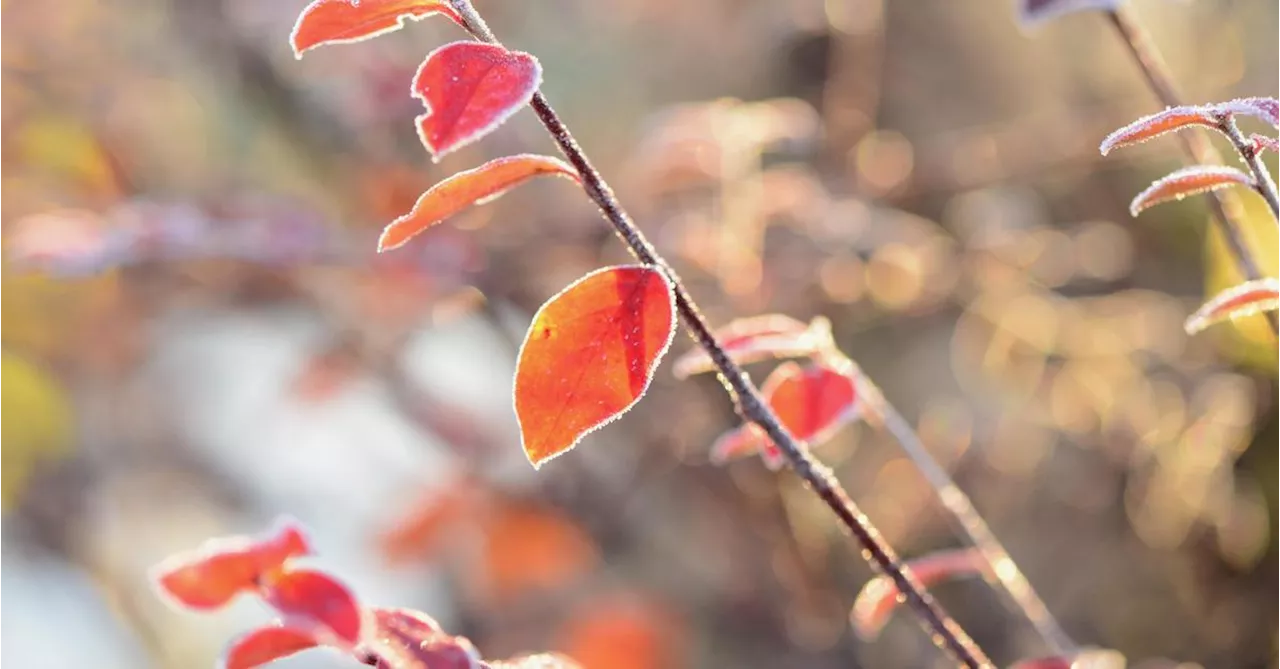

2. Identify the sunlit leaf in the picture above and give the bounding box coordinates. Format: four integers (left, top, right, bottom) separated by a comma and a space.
264, 569, 364, 647
1130, 165, 1253, 216
514, 265, 677, 468
850, 548, 985, 640
221, 625, 319, 669
151, 518, 312, 611
1250, 134, 1278, 155
291, 0, 461, 57
1185, 278, 1280, 335
368, 607, 483, 669
477, 504, 599, 600
1018, 0, 1120, 27
671, 315, 833, 379
379, 480, 485, 565
1099, 106, 1220, 156
557, 596, 678, 669
378, 155, 578, 252
413, 42, 541, 160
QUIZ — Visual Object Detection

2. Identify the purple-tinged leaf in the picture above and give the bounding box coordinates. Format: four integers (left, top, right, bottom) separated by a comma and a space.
1249, 134, 1278, 155
1018, 0, 1121, 28
1218, 97, 1280, 129
1129, 165, 1253, 216
1184, 278, 1280, 335
485, 654, 583, 669
1099, 106, 1221, 155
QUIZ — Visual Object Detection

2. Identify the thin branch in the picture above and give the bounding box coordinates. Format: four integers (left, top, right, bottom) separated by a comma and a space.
447, 1, 992, 666
1219, 115, 1280, 218
873, 393, 1074, 656
1105, 6, 1279, 336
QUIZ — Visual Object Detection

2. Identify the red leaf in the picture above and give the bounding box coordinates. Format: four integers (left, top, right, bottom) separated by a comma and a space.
1184, 278, 1280, 335
1130, 165, 1253, 216
291, 0, 461, 57
413, 42, 541, 160
671, 315, 833, 379
850, 548, 985, 640
221, 625, 319, 669
264, 569, 364, 647
708, 423, 769, 467
514, 265, 677, 468
378, 154, 578, 252
1250, 133, 1279, 154
1019, 0, 1120, 27
367, 607, 482, 669
151, 518, 312, 611
486, 654, 583, 669
1099, 106, 1220, 155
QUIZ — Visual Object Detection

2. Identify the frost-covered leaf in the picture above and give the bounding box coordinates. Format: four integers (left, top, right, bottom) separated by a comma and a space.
1099, 106, 1221, 155
221, 625, 319, 669
1219, 97, 1280, 128
671, 315, 833, 379
1129, 165, 1253, 216
413, 42, 541, 160
368, 608, 482, 669
291, 0, 461, 57
1019, 0, 1121, 27
151, 518, 311, 611
514, 266, 677, 468
1249, 134, 1278, 155
1184, 278, 1280, 335
378, 155, 578, 252
486, 654, 583, 669
851, 548, 985, 640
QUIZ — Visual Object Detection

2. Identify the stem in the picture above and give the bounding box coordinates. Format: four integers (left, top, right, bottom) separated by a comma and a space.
1219, 115, 1280, 218
447, 1, 992, 666
1105, 6, 1280, 335
874, 396, 1074, 656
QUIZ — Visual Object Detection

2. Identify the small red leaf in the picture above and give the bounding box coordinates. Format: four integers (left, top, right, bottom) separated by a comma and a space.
514, 265, 677, 468
850, 548, 985, 640
368, 608, 482, 669
221, 625, 319, 669
291, 0, 461, 57
264, 569, 364, 647
671, 315, 833, 379
1099, 106, 1220, 155
1130, 165, 1253, 216
708, 424, 768, 467
1184, 278, 1280, 335
1019, 0, 1120, 27
1219, 97, 1280, 128
1250, 133, 1279, 154
413, 42, 541, 160
486, 654, 583, 669
151, 518, 312, 611
378, 155, 578, 252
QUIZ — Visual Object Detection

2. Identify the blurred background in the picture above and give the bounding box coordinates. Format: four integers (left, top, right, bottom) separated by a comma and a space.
2, 0, 1277, 667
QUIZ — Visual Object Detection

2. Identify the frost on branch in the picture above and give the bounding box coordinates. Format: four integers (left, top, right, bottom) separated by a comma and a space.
514, 265, 677, 468
413, 42, 542, 160
1129, 165, 1253, 216
1184, 278, 1280, 335
671, 314, 834, 379
850, 548, 985, 640
1018, 0, 1121, 28
710, 358, 861, 470
1099, 106, 1222, 155
291, 0, 461, 57
378, 155, 579, 252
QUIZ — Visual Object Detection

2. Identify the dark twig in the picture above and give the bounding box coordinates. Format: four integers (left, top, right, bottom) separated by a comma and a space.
1218, 115, 1280, 218
447, 1, 992, 666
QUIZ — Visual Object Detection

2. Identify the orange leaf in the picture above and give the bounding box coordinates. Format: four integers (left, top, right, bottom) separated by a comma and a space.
264, 569, 364, 647
850, 548, 985, 640
222, 625, 319, 669
378, 155, 577, 252
151, 518, 312, 611
1099, 106, 1220, 155
413, 42, 541, 160
476, 504, 599, 601
378, 479, 485, 565
291, 0, 461, 57
1184, 278, 1280, 335
671, 315, 832, 379
514, 265, 677, 468
557, 596, 680, 669
1129, 165, 1253, 216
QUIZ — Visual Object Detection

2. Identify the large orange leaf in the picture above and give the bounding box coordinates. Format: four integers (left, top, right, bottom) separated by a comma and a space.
850, 548, 985, 640
291, 0, 461, 57
1098, 105, 1220, 155
514, 265, 677, 468
378, 155, 578, 252
413, 42, 541, 160
1129, 165, 1253, 216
